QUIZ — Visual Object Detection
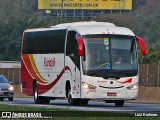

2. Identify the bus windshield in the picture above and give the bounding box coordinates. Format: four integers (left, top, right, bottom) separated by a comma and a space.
82, 34, 137, 78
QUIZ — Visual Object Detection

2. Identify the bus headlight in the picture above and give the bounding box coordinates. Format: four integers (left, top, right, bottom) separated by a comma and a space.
82, 83, 89, 89
127, 83, 138, 90
9, 86, 14, 91
82, 82, 96, 89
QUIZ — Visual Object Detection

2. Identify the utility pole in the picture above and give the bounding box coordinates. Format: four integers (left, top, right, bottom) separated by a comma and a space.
61, 0, 64, 23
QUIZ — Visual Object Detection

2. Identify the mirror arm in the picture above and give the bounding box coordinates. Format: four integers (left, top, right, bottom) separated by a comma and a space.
136, 36, 147, 56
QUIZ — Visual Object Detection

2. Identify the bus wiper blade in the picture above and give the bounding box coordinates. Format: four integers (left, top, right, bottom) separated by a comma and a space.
89, 70, 107, 76
89, 70, 133, 76
89, 69, 135, 77
110, 70, 133, 76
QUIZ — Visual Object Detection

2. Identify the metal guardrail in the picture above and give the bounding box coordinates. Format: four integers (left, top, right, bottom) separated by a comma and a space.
0, 64, 160, 87
139, 64, 160, 87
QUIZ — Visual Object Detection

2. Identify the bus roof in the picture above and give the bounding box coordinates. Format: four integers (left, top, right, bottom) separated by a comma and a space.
24, 28, 50, 32
52, 21, 135, 36
24, 27, 64, 33
70, 25, 135, 36
51, 21, 115, 28
24, 21, 134, 36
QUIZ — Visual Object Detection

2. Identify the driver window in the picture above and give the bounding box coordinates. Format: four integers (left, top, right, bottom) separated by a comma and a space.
66, 31, 80, 70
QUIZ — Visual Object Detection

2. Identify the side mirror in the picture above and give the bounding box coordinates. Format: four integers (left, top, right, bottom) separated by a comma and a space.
69, 53, 74, 58
76, 36, 84, 56
136, 36, 147, 56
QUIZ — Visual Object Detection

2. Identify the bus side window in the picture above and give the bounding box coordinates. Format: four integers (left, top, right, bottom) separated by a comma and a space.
66, 31, 80, 70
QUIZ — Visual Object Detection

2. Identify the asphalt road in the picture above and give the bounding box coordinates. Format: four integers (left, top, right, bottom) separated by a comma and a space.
1, 98, 160, 116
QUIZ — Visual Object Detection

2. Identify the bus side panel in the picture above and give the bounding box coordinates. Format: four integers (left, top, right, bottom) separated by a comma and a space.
21, 54, 52, 96
65, 56, 81, 98
21, 55, 34, 96
30, 54, 71, 98
31, 54, 58, 97
49, 54, 65, 97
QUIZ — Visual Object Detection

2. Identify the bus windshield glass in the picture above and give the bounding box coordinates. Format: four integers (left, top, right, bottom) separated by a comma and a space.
82, 35, 137, 78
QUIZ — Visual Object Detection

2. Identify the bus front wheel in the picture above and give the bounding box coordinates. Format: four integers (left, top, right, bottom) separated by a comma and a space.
115, 100, 124, 107
79, 100, 89, 106
68, 89, 79, 106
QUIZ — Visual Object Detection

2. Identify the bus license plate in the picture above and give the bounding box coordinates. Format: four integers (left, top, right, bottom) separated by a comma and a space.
107, 92, 117, 96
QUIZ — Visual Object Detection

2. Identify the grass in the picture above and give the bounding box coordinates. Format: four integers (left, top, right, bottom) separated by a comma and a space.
0, 104, 159, 120
0, 104, 70, 111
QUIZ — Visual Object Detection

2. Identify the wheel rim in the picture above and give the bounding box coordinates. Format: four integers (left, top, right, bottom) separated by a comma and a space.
68, 94, 72, 104
68, 89, 72, 104
34, 85, 38, 101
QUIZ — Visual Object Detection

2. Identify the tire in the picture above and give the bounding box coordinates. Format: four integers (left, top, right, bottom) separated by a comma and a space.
0, 98, 4, 101
79, 100, 89, 106
68, 89, 79, 106
8, 97, 13, 101
115, 100, 124, 107
43, 98, 50, 104
34, 82, 42, 104
34, 82, 50, 104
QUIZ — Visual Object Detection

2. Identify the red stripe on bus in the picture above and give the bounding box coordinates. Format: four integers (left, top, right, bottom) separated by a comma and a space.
22, 55, 48, 84
37, 66, 72, 95
116, 78, 132, 84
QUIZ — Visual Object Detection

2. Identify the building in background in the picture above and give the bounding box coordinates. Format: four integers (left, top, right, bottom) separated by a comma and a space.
0, 61, 20, 68
0, 61, 20, 85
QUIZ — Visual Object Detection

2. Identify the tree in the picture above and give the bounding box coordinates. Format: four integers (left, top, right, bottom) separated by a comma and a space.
138, 47, 160, 64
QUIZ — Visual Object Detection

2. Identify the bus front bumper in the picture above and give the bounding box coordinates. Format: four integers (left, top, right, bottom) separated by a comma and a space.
81, 88, 138, 100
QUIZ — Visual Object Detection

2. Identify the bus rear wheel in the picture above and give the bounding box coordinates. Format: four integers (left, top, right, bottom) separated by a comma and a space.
34, 82, 43, 104
43, 98, 50, 104
115, 100, 124, 107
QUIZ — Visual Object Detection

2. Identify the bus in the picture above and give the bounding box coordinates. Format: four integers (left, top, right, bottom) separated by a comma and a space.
21, 21, 146, 107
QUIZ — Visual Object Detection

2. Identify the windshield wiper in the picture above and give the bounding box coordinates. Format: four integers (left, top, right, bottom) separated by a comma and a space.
110, 70, 134, 76
89, 70, 107, 76
88, 70, 135, 77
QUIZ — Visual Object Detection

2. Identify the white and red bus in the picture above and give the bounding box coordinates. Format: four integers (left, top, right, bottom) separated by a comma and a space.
21, 21, 146, 107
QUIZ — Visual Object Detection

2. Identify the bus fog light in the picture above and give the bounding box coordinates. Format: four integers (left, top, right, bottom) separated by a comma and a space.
127, 83, 138, 90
